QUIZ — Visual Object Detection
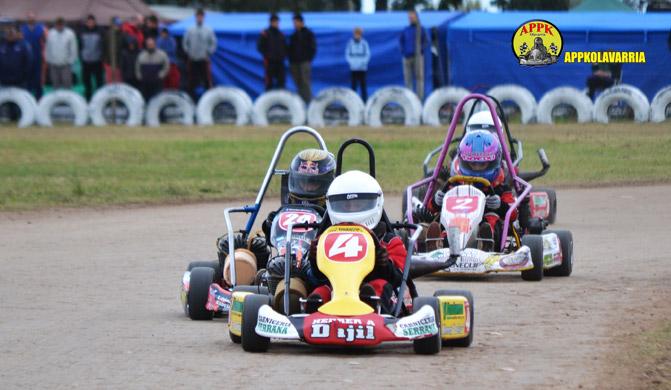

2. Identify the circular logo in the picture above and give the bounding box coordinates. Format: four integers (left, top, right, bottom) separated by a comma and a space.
512, 20, 563, 67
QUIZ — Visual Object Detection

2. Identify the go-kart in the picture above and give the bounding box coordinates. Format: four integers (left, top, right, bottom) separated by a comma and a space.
407, 95, 557, 224
229, 138, 475, 353
405, 94, 573, 281
180, 126, 329, 320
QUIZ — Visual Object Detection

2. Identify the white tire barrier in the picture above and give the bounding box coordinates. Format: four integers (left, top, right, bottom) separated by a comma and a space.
650, 85, 671, 123
0, 87, 37, 128
421, 86, 473, 126
252, 89, 306, 126
146, 91, 195, 127
37, 90, 88, 127
593, 84, 649, 123
536, 87, 594, 124
196, 87, 252, 126
307, 87, 364, 127
89, 83, 145, 126
486, 84, 537, 124
364, 86, 422, 127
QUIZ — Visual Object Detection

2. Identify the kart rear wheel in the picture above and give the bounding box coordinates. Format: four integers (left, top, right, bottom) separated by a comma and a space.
187, 267, 215, 320
242, 294, 271, 352
187, 260, 222, 285
534, 187, 557, 224
434, 289, 474, 347
412, 296, 442, 355
521, 235, 544, 281
544, 230, 573, 277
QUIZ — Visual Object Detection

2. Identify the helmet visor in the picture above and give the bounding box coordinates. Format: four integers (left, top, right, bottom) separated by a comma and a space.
289, 172, 333, 197
327, 193, 379, 213
461, 159, 499, 172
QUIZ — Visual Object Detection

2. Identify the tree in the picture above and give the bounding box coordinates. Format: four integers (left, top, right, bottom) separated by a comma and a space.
492, 0, 570, 10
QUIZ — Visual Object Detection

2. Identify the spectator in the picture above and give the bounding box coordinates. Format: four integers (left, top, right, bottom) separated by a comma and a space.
0, 25, 33, 88
182, 8, 216, 100
257, 13, 287, 91
121, 15, 144, 49
120, 36, 140, 89
78, 14, 105, 100
45, 17, 78, 89
345, 27, 370, 101
104, 17, 124, 83
586, 60, 622, 100
288, 13, 316, 103
136, 36, 169, 100
157, 27, 180, 90
399, 10, 427, 100
21, 12, 46, 99
143, 15, 159, 40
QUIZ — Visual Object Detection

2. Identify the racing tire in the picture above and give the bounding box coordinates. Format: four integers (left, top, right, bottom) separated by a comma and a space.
89, 83, 145, 126
433, 289, 474, 347
252, 89, 306, 126
146, 91, 194, 127
536, 87, 593, 124
486, 84, 537, 124
229, 331, 242, 344
364, 86, 422, 127
0, 87, 38, 128
650, 85, 671, 123
187, 267, 215, 320
187, 260, 222, 285
521, 235, 544, 281
241, 294, 271, 352
533, 186, 557, 224
307, 87, 365, 127
412, 296, 442, 355
544, 230, 573, 277
421, 86, 472, 126
36, 90, 88, 127
593, 84, 650, 123
196, 87, 253, 126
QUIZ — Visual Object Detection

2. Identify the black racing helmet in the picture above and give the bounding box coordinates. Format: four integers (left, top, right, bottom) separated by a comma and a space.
288, 149, 336, 205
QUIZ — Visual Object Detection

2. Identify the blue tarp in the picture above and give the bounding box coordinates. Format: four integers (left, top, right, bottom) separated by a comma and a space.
169, 11, 462, 99
447, 12, 671, 100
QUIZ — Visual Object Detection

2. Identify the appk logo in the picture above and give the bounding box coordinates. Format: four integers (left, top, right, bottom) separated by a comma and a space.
512, 20, 563, 67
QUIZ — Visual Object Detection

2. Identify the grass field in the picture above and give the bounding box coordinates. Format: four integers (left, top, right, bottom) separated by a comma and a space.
1, 123, 670, 210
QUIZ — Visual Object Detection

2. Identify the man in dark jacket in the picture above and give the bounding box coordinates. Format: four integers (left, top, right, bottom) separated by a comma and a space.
257, 13, 287, 91
21, 12, 46, 99
399, 10, 427, 100
79, 15, 105, 100
288, 13, 316, 103
0, 25, 33, 88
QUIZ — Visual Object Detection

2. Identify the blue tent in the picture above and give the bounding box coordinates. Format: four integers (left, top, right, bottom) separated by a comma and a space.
447, 11, 671, 100
169, 11, 462, 99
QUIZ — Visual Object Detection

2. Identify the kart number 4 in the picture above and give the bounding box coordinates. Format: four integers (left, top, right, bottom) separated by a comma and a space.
324, 232, 368, 262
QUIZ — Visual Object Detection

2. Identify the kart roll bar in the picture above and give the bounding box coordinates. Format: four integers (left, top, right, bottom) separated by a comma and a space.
405, 94, 532, 252
335, 138, 376, 178
224, 126, 328, 287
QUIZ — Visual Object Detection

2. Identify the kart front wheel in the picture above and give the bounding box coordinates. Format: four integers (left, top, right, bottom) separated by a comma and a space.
534, 187, 557, 224
521, 235, 544, 281
187, 260, 222, 285
187, 267, 215, 320
544, 230, 573, 277
434, 289, 474, 347
412, 296, 442, 355
241, 294, 271, 352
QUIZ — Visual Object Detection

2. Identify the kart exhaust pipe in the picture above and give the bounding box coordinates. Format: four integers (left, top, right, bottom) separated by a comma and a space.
409, 251, 457, 279
518, 149, 550, 182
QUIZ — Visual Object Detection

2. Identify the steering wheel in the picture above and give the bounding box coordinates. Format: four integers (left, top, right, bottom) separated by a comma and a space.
447, 175, 492, 188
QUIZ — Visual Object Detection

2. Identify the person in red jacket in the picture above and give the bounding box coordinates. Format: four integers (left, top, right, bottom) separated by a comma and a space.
303, 170, 410, 315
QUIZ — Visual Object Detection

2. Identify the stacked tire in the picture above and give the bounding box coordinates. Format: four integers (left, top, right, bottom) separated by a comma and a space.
89, 83, 145, 126
0, 87, 38, 127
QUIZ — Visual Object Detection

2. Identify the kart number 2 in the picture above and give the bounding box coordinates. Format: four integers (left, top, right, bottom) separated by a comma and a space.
445, 196, 478, 213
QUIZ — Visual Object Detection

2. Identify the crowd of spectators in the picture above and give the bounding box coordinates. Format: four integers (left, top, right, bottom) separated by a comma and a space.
0, 9, 429, 104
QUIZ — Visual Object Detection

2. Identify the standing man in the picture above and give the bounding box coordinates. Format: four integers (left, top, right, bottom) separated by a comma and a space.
135, 36, 169, 100
78, 15, 105, 100
257, 13, 286, 91
288, 13, 316, 103
45, 17, 78, 89
182, 8, 217, 100
157, 27, 180, 90
345, 27, 370, 101
21, 12, 46, 99
0, 25, 33, 88
399, 10, 427, 100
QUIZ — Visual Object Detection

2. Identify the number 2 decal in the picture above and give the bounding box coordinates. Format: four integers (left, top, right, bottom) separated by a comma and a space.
445, 196, 478, 213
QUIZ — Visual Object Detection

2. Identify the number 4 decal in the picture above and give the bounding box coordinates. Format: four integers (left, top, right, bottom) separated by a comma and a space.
328, 234, 363, 258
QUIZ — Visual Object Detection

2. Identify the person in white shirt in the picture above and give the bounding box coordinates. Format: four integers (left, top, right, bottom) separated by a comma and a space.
345, 27, 371, 101
45, 17, 78, 89
182, 8, 216, 100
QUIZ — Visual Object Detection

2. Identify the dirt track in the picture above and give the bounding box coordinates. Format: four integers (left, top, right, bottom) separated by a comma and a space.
1, 186, 669, 389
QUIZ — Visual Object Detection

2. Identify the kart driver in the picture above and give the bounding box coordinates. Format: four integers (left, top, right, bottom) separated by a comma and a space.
303, 170, 411, 314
